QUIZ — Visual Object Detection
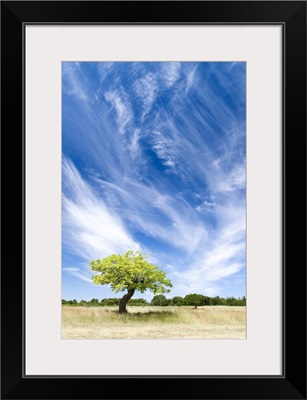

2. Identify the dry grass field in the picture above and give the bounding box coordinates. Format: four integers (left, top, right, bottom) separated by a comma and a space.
62, 306, 246, 339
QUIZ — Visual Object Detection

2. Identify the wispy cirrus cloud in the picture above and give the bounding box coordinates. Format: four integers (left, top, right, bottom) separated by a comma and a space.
134, 73, 158, 120
104, 88, 133, 134
161, 62, 181, 87
128, 128, 142, 160
149, 129, 179, 172
62, 62, 89, 101
62, 157, 139, 262
171, 215, 246, 296
94, 176, 208, 253
63, 267, 92, 283
97, 62, 114, 82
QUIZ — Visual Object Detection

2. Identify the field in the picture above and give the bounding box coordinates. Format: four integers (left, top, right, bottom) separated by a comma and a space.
62, 306, 246, 339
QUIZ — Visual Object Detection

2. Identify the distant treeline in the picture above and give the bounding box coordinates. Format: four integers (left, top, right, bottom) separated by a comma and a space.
62, 294, 246, 307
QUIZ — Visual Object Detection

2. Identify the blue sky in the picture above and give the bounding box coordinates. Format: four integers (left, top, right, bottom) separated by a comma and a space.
62, 62, 246, 301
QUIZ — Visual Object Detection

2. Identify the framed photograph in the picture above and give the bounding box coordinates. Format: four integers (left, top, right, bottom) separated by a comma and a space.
1, 1, 306, 399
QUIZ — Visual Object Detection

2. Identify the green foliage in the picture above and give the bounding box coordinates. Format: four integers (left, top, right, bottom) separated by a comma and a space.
240, 296, 246, 306
151, 294, 171, 306
183, 293, 205, 308
79, 300, 89, 307
219, 297, 226, 306
171, 296, 184, 306
128, 298, 148, 306
202, 296, 211, 305
210, 296, 221, 306
100, 298, 121, 306
62, 294, 246, 307
62, 299, 78, 306
225, 296, 238, 306
90, 250, 172, 294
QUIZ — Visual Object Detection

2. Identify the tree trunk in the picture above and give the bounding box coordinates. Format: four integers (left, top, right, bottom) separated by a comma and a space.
119, 289, 135, 314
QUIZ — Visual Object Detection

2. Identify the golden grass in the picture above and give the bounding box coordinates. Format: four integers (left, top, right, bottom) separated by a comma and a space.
62, 306, 246, 339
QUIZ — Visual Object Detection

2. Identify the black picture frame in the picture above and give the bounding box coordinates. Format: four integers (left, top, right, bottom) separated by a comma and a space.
1, 1, 306, 399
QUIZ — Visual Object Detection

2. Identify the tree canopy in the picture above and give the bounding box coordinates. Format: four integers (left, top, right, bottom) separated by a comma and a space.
183, 293, 205, 309
90, 250, 172, 313
151, 294, 171, 306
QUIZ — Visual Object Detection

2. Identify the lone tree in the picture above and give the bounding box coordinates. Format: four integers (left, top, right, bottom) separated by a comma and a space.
90, 250, 172, 314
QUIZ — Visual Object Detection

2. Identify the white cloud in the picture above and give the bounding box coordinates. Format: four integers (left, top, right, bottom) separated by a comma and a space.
62, 158, 140, 262
173, 65, 198, 100
129, 129, 141, 160
229, 163, 246, 189
63, 267, 79, 272
163, 160, 175, 167
62, 62, 88, 101
149, 130, 178, 173
214, 162, 246, 193
162, 62, 181, 87
196, 200, 216, 214
170, 214, 245, 295
151, 200, 208, 253
104, 88, 133, 134
94, 177, 208, 254
134, 73, 158, 120
63, 267, 92, 283
97, 62, 114, 82
184, 66, 197, 92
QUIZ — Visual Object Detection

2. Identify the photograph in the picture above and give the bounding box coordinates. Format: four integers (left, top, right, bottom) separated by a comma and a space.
61, 61, 247, 340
